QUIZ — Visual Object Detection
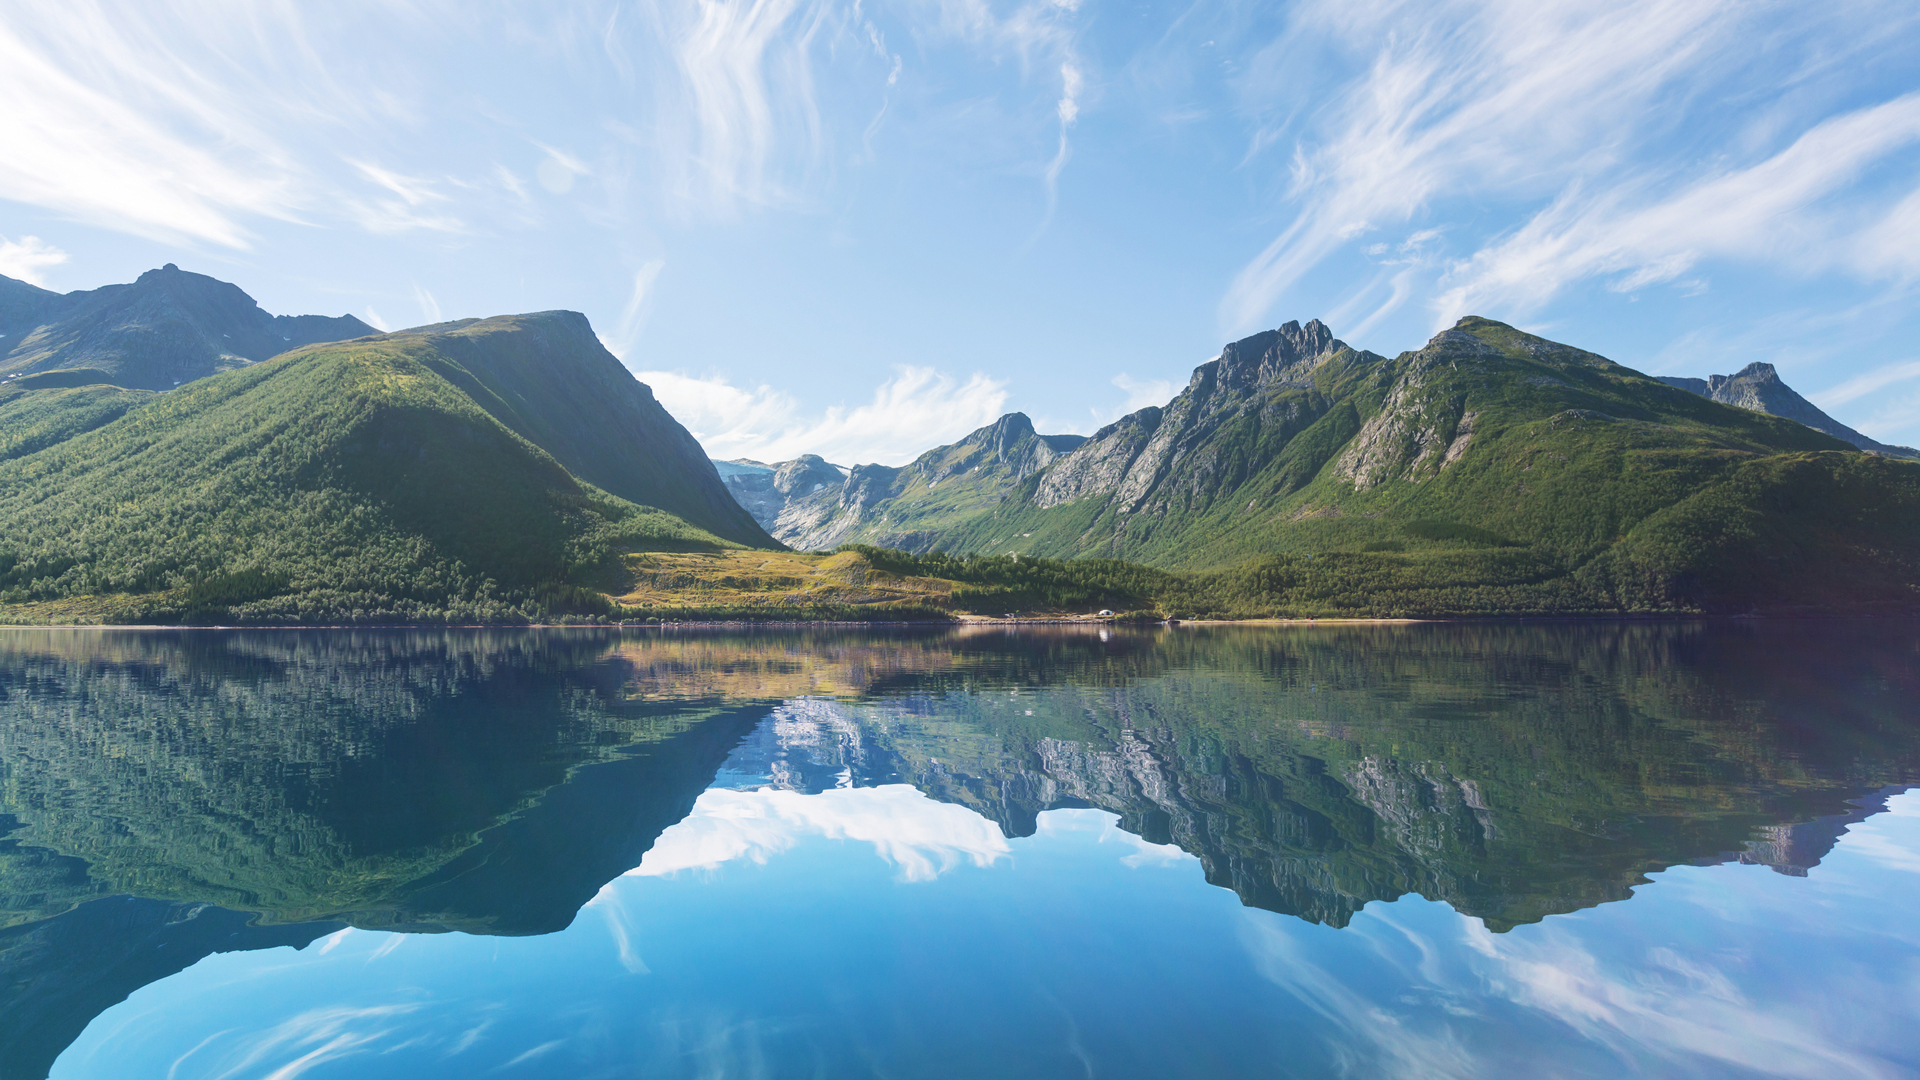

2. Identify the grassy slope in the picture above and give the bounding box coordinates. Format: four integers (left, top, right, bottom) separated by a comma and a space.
417, 313, 775, 545
0, 327, 752, 624
933, 318, 1920, 615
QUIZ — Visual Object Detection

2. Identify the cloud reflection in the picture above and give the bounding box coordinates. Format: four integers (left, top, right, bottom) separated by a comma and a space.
629, 784, 1010, 882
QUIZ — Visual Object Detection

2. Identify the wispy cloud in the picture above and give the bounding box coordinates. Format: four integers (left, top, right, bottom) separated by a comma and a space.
0, 7, 305, 246
613, 258, 667, 351
1103, 372, 1177, 420
1220, 0, 1742, 335
1810, 357, 1920, 409
412, 284, 443, 325
1435, 93, 1920, 321
637, 362, 1009, 465
637, 0, 839, 216
200, 1004, 415, 1080
0, 235, 69, 286
345, 160, 465, 234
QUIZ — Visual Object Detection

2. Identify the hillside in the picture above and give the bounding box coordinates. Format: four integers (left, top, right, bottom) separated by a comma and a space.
735, 318, 1920, 615
0, 264, 375, 390
0, 312, 777, 624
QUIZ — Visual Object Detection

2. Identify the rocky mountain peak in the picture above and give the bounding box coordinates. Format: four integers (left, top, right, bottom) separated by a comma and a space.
1208, 318, 1343, 391
773, 454, 844, 496
1660, 361, 1917, 459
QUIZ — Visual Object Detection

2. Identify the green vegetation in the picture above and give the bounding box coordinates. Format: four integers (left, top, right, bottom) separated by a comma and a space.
916, 318, 1920, 615
0, 314, 773, 625
2, 312, 1913, 623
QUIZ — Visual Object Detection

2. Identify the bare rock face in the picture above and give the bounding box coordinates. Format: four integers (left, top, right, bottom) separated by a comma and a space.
1659, 363, 1917, 459
0, 264, 377, 391
1332, 333, 1483, 490
714, 455, 850, 534
717, 413, 1088, 552
1041, 320, 1378, 512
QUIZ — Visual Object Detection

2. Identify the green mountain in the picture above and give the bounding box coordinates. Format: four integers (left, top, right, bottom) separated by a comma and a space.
740, 318, 1920, 615
0, 263, 375, 391
0, 311, 776, 624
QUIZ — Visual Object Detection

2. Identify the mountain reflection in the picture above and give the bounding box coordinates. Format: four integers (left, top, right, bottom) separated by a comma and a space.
1, 623, 1916, 1078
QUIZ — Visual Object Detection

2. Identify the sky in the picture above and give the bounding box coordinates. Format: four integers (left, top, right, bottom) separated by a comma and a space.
3, 0, 1919, 466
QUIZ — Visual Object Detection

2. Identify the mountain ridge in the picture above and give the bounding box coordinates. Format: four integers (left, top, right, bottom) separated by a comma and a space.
712, 316, 1919, 615
1658, 361, 1916, 459
0, 264, 376, 391
0, 306, 776, 623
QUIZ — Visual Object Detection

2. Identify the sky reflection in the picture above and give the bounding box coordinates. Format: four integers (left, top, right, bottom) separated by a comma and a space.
48, 790, 1920, 1080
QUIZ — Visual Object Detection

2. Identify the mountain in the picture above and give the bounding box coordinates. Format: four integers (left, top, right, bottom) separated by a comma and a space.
1658, 362, 1918, 459
0, 311, 777, 624
726, 318, 1920, 615
0, 263, 376, 391
717, 413, 1086, 551
714, 454, 848, 534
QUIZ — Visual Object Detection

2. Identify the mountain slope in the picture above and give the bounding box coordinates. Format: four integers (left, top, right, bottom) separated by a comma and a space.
1658, 362, 1917, 459
0, 264, 375, 391
733, 413, 1086, 551
0, 313, 776, 624
715, 455, 848, 532
743, 318, 1919, 615
397, 313, 772, 544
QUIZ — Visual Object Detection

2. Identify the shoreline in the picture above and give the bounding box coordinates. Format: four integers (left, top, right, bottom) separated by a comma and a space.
0, 613, 1909, 631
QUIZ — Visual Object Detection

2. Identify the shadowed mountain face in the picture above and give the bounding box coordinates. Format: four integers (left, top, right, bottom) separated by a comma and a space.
0, 265, 375, 392
1660, 362, 1918, 459
0, 624, 1914, 1076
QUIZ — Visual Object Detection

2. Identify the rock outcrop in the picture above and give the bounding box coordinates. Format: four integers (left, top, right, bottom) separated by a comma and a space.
715, 413, 1086, 552
1659, 362, 1917, 459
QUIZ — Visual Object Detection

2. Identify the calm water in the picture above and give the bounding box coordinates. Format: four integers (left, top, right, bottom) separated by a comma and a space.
1, 623, 1916, 1079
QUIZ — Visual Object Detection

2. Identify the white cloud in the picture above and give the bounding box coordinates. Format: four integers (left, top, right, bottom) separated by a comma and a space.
412, 285, 443, 325
0, 235, 69, 287
613, 259, 667, 351
344, 160, 465, 235
1107, 372, 1176, 416
362, 306, 392, 333
0, 8, 305, 247
1460, 921, 1895, 1078
1434, 93, 1920, 321
534, 142, 591, 195
638, 363, 1009, 465
637, 0, 838, 216
1220, 0, 1742, 334
1810, 357, 1920, 409
191, 1004, 414, 1080
629, 784, 1010, 882
1215, 0, 1920, 338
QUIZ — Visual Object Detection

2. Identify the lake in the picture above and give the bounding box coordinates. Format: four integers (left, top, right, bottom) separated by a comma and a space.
1, 622, 1916, 1079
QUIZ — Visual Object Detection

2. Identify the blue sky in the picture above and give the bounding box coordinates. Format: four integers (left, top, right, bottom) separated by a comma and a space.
3, 0, 1919, 465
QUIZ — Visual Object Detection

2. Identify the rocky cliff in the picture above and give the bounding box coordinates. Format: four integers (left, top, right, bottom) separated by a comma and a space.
714, 413, 1085, 551
1659, 362, 1917, 459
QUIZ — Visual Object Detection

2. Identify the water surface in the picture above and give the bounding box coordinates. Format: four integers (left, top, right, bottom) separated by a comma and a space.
1, 623, 1915, 1078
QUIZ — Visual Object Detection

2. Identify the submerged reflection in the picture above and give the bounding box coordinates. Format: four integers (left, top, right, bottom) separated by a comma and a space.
0, 622, 1914, 1078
